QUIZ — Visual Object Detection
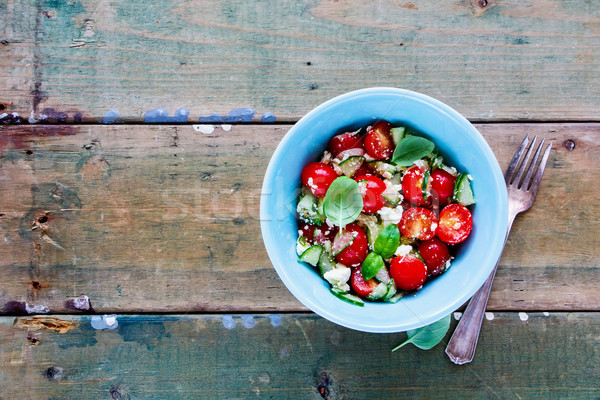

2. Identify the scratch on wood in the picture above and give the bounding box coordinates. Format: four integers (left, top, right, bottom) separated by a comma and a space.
295, 320, 313, 352
14, 317, 78, 333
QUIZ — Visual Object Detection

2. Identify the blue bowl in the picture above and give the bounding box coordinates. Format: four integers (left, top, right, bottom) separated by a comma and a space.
260, 88, 507, 333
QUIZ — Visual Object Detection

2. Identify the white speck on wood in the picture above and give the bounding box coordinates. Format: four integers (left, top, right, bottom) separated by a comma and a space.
453, 312, 462, 320
25, 303, 50, 314
543, 312, 550, 317
221, 124, 232, 131
519, 312, 529, 322
485, 312, 494, 321
193, 124, 215, 134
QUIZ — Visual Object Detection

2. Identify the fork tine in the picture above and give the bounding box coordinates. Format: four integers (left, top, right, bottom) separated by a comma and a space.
505, 134, 529, 182
528, 142, 552, 194
522, 137, 546, 190
512, 135, 537, 187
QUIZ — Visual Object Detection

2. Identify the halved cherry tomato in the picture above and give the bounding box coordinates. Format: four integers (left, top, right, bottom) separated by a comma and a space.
301, 162, 338, 198
389, 256, 427, 291
299, 223, 316, 242
364, 121, 394, 160
313, 224, 337, 245
402, 166, 430, 206
430, 169, 456, 207
418, 237, 451, 276
399, 207, 438, 240
437, 203, 473, 244
335, 223, 368, 267
328, 131, 364, 157
351, 164, 371, 180
355, 174, 386, 213
351, 267, 378, 297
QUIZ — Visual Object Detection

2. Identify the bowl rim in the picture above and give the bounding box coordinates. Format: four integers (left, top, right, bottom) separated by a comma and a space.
260, 87, 508, 333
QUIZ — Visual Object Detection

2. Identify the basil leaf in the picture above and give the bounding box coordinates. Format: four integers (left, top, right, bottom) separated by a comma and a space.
323, 176, 363, 228
391, 314, 451, 351
374, 224, 400, 259
392, 136, 435, 167
361, 252, 384, 281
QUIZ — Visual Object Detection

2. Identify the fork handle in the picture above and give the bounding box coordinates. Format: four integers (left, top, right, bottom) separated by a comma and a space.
445, 214, 516, 365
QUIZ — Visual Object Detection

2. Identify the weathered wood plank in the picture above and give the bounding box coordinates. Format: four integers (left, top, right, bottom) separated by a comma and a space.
2, 0, 600, 122
0, 123, 598, 313
0, 313, 598, 399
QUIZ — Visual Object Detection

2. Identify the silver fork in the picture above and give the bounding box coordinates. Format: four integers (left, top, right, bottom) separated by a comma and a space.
445, 134, 552, 365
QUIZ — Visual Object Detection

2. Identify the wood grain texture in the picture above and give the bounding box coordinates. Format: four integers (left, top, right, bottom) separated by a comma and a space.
1, 313, 599, 399
0, 123, 598, 313
1, 0, 600, 122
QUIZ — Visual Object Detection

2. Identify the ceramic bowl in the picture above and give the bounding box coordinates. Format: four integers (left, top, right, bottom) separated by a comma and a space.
260, 87, 507, 333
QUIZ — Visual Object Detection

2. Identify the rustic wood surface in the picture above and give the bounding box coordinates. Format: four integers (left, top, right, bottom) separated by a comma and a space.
2, 1, 600, 398
0, 123, 598, 313
1, 313, 598, 399
2, 0, 600, 122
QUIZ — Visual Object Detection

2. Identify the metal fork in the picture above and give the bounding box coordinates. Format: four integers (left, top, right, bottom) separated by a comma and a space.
445, 134, 552, 365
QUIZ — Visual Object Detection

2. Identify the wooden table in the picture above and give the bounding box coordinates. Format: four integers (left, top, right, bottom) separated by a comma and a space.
1, 1, 599, 398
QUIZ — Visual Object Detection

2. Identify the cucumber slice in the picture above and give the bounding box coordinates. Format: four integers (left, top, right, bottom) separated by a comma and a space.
318, 250, 336, 276
367, 282, 389, 300
390, 126, 406, 146
330, 288, 364, 307
385, 293, 403, 303
382, 179, 402, 204
357, 214, 382, 249
298, 245, 323, 267
383, 279, 397, 301
422, 169, 430, 202
453, 173, 476, 206
316, 197, 325, 217
297, 191, 325, 225
338, 156, 365, 177
296, 236, 311, 256
366, 161, 397, 178
331, 230, 355, 256
375, 266, 391, 283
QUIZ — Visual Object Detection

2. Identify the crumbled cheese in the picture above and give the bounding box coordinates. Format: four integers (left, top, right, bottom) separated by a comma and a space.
377, 206, 404, 225
413, 159, 429, 170
323, 266, 351, 292
431, 222, 438, 232
296, 238, 311, 256
395, 244, 413, 257
467, 174, 474, 180
320, 151, 332, 164
363, 153, 376, 162
307, 177, 319, 192
442, 165, 458, 177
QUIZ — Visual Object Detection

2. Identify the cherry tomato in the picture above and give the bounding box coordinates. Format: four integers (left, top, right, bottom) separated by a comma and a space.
430, 169, 456, 207
355, 174, 386, 213
299, 223, 316, 242
351, 164, 371, 180
328, 131, 364, 157
399, 207, 438, 241
336, 223, 368, 267
364, 121, 394, 160
301, 162, 338, 198
437, 203, 473, 244
350, 267, 378, 297
402, 166, 430, 206
418, 238, 451, 276
313, 224, 337, 245
390, 256, 427, 291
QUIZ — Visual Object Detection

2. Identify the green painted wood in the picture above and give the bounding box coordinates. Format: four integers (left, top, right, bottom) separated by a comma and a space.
0, 313, 598, 399
2, 0, 600, 122
1, 123, 599, 313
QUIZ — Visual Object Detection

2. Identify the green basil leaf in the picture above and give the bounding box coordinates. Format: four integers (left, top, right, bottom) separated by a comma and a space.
392, 136, 435, 167
392, 314, 451, 351
323, 176, 363, 228
361, 252, 384, 281
374, 224, 400, 259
